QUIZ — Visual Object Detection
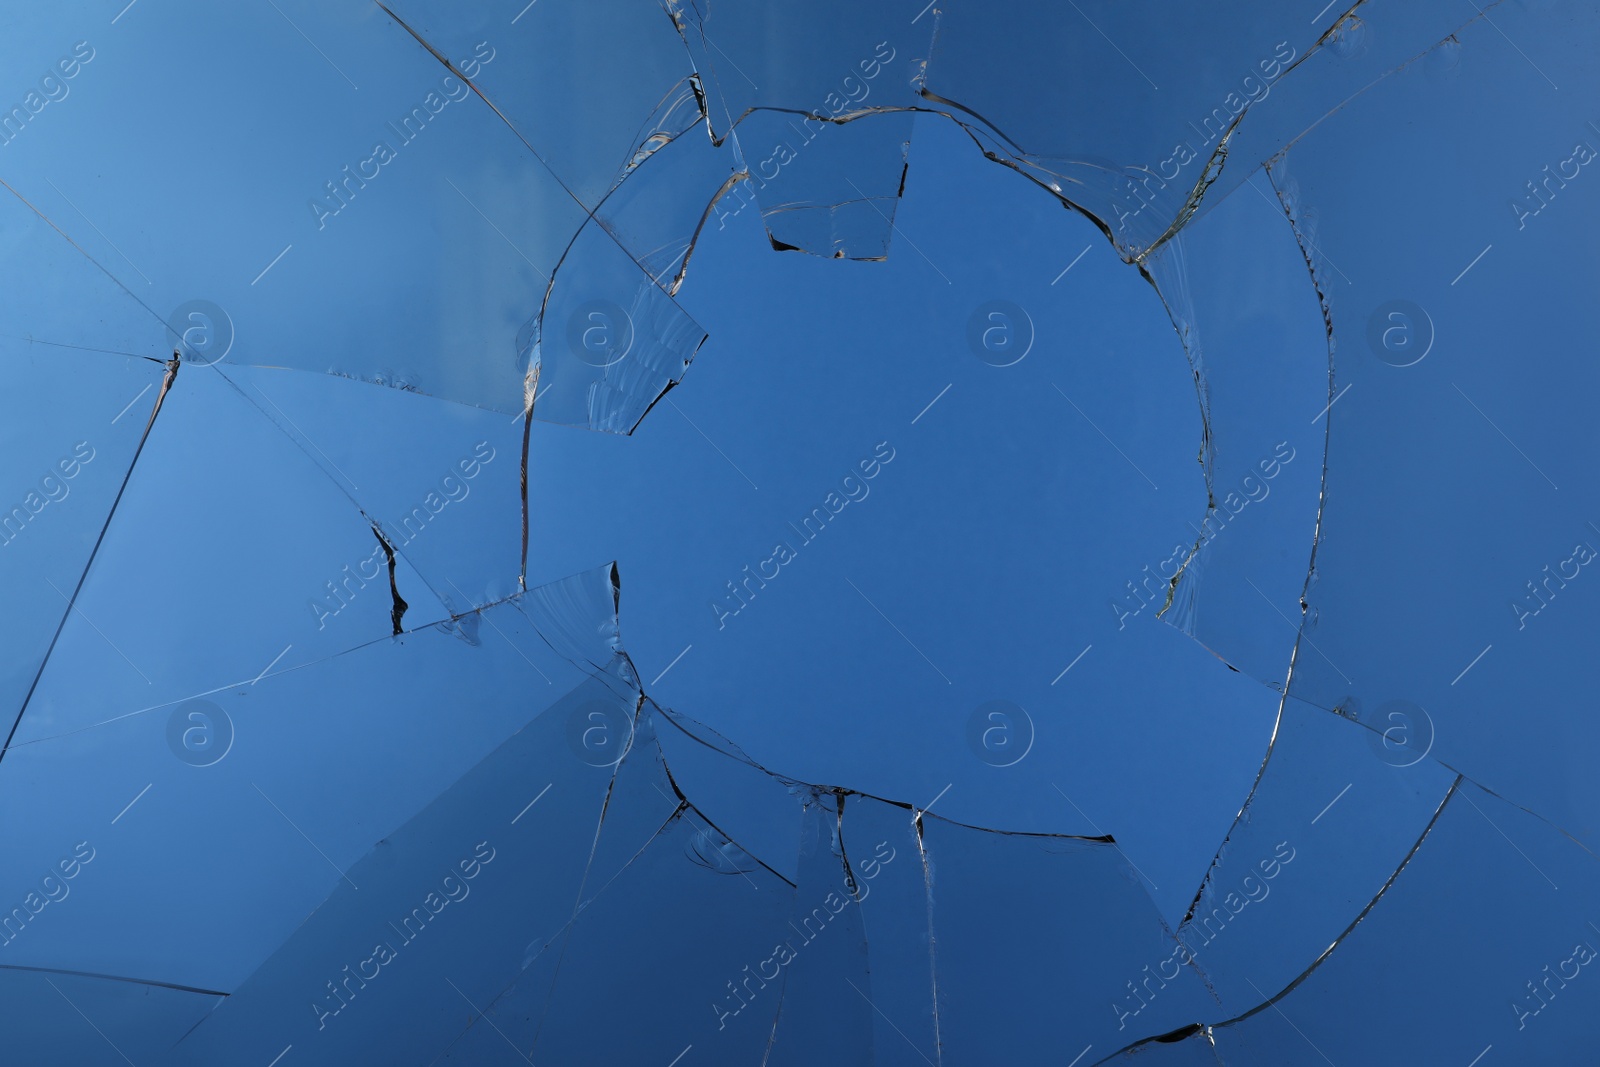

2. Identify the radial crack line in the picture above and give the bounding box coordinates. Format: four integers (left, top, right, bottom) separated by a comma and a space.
0, 963, 226, 997
0, 175, 174, 340
374, 1, 660, 289
0, 355, 179, 770
913, 813, 945, 1066
1106, 776, 1463, 1062
8, 589, 547, 753
1221, 778, 1462, 1019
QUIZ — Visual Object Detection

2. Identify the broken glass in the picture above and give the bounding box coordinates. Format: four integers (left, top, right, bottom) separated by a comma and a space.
1, 0, 1595, 1063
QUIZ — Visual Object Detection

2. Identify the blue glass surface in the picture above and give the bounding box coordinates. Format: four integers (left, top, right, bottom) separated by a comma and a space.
0, 2, 1595, 1063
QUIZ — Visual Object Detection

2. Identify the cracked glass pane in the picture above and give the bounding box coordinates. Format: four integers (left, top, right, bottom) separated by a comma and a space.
2, 1, 1594, 1064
